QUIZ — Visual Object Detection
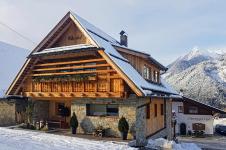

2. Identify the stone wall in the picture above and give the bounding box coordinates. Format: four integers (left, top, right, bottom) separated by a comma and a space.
71, 96, 171, 146
71, 96, 145, 139
136, 103, 147, 146
166, 99, 173, 140
0, 100, 16, 126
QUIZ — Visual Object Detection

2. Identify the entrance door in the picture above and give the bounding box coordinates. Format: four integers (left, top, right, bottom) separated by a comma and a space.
180, 123, 186, 135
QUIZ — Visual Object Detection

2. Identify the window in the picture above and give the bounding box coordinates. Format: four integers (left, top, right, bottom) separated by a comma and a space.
153, 70, 156, 82
155, 71, 158, 82
106, 105, 118, 116
161, 104, 164, 115
188, 106, 198, 114
86, 104, 119, 116
149, 68, 152, 81
146, 104, 150, 119
154, 104, 157, 117
56, 103, 65, 115
143, 65, 150, 79
178, 106, 184, 113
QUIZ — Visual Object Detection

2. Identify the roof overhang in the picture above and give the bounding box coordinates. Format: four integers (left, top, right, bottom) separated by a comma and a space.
173, 96, 226, 114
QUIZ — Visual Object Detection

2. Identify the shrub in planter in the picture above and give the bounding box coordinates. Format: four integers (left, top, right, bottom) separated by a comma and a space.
70, 112, 78, 134
118, 116, 129, 140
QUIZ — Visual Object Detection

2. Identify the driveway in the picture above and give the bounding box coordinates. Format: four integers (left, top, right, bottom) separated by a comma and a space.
178, 135, 226, 150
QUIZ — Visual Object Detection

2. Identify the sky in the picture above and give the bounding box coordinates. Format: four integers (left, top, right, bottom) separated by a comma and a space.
0, 0, 226, 65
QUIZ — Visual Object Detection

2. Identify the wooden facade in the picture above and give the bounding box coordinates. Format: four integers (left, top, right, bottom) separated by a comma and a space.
146, 98, 165, 136
23, 51, 129, 99
115, 46, 161, 84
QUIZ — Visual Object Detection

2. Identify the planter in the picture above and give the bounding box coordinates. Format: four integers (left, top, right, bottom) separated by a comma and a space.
72, 127, 77, 134
121, 132, 128, 140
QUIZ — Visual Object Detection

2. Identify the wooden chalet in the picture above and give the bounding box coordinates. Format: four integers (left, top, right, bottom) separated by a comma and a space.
6, 11, 178, 145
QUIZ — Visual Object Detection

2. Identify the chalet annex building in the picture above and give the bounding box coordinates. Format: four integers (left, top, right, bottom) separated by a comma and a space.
6, 11, 178, 145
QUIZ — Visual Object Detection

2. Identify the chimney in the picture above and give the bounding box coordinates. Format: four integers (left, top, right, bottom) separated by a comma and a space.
120, 30, 128, 47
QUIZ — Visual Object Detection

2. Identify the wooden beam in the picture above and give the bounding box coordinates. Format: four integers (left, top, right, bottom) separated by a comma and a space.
32, 69, 116, 76
98, 50, 144, 96
24, 92, 123, 98
35, 58, 105, 67
33, 64, 110, 72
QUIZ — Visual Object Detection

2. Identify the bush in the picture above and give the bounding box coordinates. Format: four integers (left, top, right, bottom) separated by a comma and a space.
70, 112, 78, 129
118, 116, 129, 133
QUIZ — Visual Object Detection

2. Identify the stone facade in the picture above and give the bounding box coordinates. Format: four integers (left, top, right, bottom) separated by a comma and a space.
71, 96, 173, 146
166, 99, 173, 140
0, 100, 16, 126
0, 98, 27, 126
135, 104, 147, 146
71, 96, 148, 139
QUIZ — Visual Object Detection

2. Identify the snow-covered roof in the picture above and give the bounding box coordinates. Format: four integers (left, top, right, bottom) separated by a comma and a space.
70, 12, 178, 96
32, 44, 96, 56
173, 96, 226, 114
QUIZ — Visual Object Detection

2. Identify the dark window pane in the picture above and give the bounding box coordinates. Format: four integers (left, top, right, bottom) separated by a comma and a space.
154, 104, 157, 117
86, 104, 106, 116
146, 104, 150, 119
161, 104, 164, 115
107, 105, 118, 116
188, 106, 198, 114
86, 104, 119, 116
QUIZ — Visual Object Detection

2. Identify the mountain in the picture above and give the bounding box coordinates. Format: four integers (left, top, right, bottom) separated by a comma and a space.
0, 41, 29, 97
164, 48, 226, 108
167, 48, 213, 74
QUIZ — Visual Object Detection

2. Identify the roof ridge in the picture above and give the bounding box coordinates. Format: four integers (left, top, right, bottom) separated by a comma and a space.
70, 11, 121, 46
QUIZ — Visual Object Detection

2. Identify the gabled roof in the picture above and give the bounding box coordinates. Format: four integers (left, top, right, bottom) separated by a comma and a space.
173, 96, 226, 114
6, 11, 178, 96
70, 12, 177, 96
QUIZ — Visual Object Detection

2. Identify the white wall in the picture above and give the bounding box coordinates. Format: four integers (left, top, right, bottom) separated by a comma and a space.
172, 102, 214, 135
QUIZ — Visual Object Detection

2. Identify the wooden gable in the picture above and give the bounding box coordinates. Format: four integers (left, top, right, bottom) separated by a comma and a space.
51, 22, 91, 47
6, 11, 143, 97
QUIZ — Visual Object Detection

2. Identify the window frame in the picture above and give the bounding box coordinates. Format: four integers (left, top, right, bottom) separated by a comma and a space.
86, 104, 119, 117
178, 106, 184, 113
143, 65, 150, 80
188, 106, 198, 114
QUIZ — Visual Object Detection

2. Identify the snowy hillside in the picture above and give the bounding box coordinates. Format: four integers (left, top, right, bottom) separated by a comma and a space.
0, 41, 29, 97
164, 48, 226, 108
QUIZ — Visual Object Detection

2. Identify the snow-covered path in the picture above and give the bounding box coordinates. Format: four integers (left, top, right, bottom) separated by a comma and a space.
0, 128, 136, 150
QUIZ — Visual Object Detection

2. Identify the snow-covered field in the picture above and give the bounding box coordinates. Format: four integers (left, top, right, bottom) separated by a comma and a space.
0, 127, 136, 150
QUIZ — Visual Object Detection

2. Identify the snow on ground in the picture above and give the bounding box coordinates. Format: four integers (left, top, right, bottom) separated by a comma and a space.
146, 138, 201, 150
0, 127, 136, 150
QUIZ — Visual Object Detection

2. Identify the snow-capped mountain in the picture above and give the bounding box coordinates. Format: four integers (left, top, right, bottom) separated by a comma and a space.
167, 47, 213, 74
0, 41, 29, 97
164, 48, 226, 108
